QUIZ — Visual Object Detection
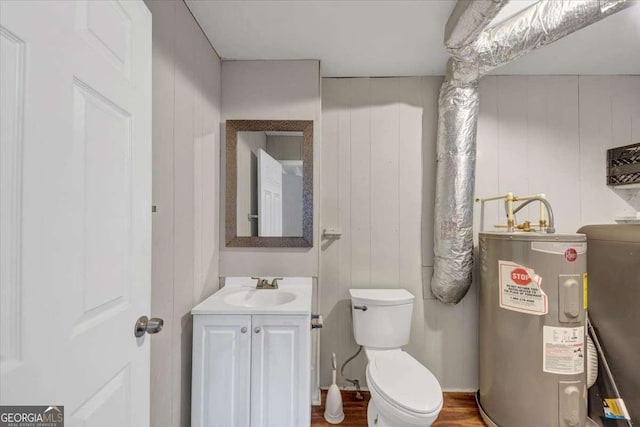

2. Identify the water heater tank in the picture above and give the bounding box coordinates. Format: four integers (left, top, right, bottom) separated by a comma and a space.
478, 232, 587, 427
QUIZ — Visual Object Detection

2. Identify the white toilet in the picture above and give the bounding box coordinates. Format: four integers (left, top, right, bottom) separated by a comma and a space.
350, 289, 443, 427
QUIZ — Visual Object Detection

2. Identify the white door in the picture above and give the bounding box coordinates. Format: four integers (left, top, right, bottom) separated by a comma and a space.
191, 315, 251, 427
257, 149, 283, 237
0, 1, 152, 425
251, 315, 311, 427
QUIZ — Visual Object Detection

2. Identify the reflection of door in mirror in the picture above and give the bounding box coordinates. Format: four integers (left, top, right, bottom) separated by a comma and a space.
226, 120, 312, 246
236, 130, 304, 237
258, 149, 282, 236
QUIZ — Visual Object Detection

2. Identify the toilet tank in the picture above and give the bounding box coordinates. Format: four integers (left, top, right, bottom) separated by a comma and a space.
349, 289, 415, 349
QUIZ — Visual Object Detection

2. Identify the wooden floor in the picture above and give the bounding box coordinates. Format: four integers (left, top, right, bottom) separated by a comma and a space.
312, 390, 487, 427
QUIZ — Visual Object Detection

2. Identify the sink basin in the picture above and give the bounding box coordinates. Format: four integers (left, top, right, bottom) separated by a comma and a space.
191, 278, 312, 315
223, 289, 297, 308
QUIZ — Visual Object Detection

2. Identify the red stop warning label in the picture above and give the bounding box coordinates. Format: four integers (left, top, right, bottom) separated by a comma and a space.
511, 268, 531, 285
564, 248, 578, 262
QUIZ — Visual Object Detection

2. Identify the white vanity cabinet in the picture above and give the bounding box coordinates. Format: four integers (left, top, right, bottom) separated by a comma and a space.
191, 313, 311, 427
250, 315, 310, 427
192, 315, 252, 427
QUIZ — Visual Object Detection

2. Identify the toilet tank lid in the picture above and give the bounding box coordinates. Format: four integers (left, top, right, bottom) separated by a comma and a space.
349, 289, 414, 306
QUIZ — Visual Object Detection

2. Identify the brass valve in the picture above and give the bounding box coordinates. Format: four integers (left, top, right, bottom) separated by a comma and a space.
516, 221, 532, 232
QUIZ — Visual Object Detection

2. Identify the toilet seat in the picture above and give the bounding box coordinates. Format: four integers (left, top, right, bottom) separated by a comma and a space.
366, 350, 442, 419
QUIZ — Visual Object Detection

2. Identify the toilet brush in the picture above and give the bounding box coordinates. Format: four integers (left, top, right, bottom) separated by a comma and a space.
324, 353, 345, 424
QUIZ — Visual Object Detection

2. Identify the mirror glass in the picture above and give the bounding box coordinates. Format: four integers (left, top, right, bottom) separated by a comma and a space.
225, 119, 313, 248
236, 131, 304, 237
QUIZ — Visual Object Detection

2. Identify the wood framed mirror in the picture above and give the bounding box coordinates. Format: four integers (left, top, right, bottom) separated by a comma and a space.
225, 119, 313, 247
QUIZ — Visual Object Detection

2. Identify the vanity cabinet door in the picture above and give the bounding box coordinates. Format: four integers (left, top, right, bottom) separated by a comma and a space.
250, 315, 311, 427
192, 315, 252, 427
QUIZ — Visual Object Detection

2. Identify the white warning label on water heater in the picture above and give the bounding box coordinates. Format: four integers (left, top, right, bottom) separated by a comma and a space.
543, 326, 585, 375
498, 260, 548, 315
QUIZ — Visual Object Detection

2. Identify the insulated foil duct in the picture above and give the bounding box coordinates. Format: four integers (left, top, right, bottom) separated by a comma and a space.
432, 0, 635, 303
475, 0, 635, 75
431, 0, 507, 303
445, 0, 509, 58
432, 78, 479, 303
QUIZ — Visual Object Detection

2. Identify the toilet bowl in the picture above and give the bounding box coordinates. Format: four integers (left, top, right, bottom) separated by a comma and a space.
349, 289, 443, 427
365, 349, 442, 427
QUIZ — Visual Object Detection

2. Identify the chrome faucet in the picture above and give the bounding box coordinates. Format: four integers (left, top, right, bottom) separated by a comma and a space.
252, 277, 282, 290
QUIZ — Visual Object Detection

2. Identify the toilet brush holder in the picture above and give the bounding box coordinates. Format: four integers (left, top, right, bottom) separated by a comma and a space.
324, 353, 344, 424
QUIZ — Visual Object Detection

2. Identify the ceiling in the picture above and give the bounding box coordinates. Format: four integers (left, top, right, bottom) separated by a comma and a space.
186, 0, 640, 77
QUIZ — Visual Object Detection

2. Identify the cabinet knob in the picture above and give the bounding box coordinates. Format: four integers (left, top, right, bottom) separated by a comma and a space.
240, 327, 247, 334
254, 327, 261, 333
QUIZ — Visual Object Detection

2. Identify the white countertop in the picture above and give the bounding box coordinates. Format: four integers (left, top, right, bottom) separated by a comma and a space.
191, 277, 313, 315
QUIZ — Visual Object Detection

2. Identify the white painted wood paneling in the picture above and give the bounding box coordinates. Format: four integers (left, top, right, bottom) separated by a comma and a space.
420, 76, 442, 297
146, 2, 175, 425
320, 77, 448, 389
533, 77, 581, 231
320, 75, 640, 392
172, 6, 198, 426
219, 60, 321, 277
319, 79, 340, 388
476, 75, 640, 232
578, 76, 640, 222
349, 79, 372, 290
193, 17, 221, 305
0, 25, 24, 367
578, 76, 617, 226
399, 77, 434, 375
342, 78, 372, 384
369, 78, 400, 288
497, 77, 530, 202
144, 1, 222, 426
475, 76, 499, 234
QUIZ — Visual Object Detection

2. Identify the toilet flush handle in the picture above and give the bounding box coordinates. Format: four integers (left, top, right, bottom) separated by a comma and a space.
353, 305, 368, 312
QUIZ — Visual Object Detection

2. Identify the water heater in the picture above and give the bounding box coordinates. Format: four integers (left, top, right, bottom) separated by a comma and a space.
477, 232, 588, 427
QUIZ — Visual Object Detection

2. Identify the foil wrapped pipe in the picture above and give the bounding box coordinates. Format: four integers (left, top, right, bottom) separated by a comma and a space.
445, 0, 509, 58
475, 0, 635, 75
430, 0, 635, 304
431, 79, 479, 304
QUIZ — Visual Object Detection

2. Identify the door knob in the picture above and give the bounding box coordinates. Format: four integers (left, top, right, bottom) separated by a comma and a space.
134, 316, 164, 338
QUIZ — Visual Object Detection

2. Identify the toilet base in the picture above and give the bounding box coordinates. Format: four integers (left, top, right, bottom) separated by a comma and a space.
367, 399, 389, 427
367, 399, 437, 427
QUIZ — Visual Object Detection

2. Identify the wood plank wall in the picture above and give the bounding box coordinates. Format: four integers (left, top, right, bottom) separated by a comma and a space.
145, 2, 222, 426
476, 75, 640, 233
320, 75, 640, 391
219, 60, 322, 277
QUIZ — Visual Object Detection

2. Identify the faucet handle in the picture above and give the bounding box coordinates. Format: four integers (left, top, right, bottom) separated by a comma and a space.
251, 277, 264, 287
270, 277, 283, 287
